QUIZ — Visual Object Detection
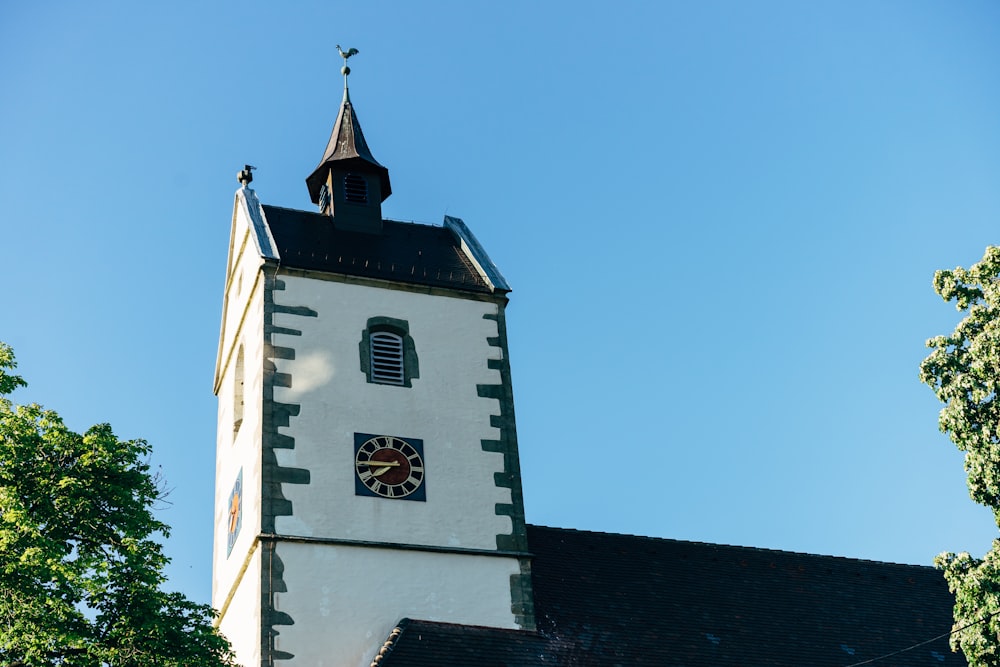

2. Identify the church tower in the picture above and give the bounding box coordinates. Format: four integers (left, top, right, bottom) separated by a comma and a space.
211, 52, 533, 667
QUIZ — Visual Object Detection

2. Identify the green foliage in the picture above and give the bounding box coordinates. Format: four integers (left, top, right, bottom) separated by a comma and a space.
0, 343, 234, 666
935, 549, 1000, 667
922, 246, 1000, 666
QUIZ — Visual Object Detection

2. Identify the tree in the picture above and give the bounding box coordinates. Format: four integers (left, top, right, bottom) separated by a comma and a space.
0, 342, 234, 666
921, 245, 1000, 667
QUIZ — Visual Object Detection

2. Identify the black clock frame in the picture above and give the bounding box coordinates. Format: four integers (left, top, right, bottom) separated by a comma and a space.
353, 432, 426, 501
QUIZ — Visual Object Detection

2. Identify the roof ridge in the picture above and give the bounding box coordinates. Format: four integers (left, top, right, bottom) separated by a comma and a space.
259, 204, 441, 229
526, 524, 938, 569
369, 621, 405, 667
392, 617, 543, 636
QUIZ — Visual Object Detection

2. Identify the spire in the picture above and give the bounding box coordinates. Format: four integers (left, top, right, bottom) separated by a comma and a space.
305, 47, 391, 209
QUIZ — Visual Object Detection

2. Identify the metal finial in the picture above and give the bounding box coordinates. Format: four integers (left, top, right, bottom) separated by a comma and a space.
336, 45, 359, 94
237, 164, 256, 186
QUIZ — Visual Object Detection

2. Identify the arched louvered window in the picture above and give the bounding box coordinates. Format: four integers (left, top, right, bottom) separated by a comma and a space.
360, 317, 419, 387
233, 345, 245, 435
370, 331, 404, 385
344, 173, 368, 204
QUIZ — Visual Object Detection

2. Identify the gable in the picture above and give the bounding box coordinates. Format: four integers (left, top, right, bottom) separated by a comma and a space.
213, 188, 277, 392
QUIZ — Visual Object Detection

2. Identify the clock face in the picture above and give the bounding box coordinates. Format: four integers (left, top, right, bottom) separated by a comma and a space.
227, 469, 242, 557
354, 434, 425, 501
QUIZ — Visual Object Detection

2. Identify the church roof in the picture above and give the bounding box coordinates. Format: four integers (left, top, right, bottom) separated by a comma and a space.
259, 204, 494, 294
305, 89, 391, 205
377, 525, 964, 667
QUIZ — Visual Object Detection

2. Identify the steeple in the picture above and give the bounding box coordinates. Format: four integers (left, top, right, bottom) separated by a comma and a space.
305, 47, 391, 231
217, 48, 533, 667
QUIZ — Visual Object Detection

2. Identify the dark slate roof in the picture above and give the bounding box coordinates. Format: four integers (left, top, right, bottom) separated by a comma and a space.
305, 90, 391, 205
378, 525, 964, 667
260, 205, 491, 294
374, 619, 549, 667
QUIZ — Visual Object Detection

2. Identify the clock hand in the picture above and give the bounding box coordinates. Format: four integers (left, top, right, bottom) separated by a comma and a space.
372, 466, 392, 477
366, 460, 401, 468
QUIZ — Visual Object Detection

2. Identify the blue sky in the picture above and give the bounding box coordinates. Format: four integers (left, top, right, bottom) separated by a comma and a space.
3, 1, 1000, 605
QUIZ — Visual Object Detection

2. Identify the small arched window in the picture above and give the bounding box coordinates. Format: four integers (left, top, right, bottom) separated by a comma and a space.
344, 173, 368, 204
370, 331, 404, 385
360, 317, 419, 387
233, 345, 245, 434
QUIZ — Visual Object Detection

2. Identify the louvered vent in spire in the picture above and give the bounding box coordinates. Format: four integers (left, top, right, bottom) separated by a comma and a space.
344, 173, 368, 203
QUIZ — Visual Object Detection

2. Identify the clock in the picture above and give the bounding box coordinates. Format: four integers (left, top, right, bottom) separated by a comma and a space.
227, 469, 242, 557
354, 433, 426, 501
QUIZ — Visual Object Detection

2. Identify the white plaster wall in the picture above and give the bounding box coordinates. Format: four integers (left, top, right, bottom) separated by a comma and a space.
217, 545, 262, 667
269, 276, 513, 550
274, 541, 521, 667
213, 200, 266, 609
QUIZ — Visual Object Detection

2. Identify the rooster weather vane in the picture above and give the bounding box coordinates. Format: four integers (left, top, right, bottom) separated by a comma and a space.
337, 45, 359, 60
337, 44, 359, 80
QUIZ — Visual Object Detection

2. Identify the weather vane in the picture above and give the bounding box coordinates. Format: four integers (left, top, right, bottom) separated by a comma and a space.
237, 164, 255, 187
336, 45, 359, 90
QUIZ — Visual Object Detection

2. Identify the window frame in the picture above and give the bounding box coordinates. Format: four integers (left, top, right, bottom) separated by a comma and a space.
359, 316, 419, 387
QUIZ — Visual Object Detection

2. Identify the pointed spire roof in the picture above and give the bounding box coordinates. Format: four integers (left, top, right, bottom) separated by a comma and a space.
305, 71, 391, 206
